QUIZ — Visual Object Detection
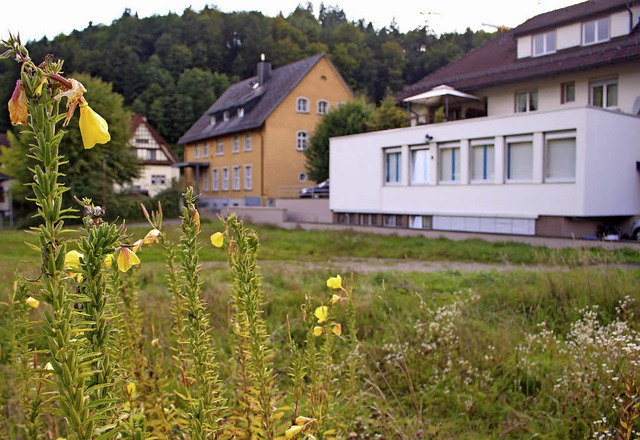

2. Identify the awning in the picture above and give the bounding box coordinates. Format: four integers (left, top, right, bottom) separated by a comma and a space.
403, 84, 480, 120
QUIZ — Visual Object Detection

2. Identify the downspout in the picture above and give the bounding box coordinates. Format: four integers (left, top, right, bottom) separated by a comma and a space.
259, 131, 265, 205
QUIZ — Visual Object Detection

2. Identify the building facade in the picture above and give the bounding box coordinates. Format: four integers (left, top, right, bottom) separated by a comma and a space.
330, 0, 640, 238
178, 53, 353, 209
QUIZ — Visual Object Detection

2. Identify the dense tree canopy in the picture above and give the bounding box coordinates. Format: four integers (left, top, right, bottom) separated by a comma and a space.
0, 3, 495, 150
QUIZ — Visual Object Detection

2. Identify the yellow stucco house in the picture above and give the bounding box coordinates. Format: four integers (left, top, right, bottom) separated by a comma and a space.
177, 53, 353, 208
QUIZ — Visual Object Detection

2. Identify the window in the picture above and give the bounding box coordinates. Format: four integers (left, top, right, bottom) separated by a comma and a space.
210, 115, 216, 126
545, 134, 576, 182
338, 213, 353, 224
317, 100, 329, 114
238, 107, 244, 118
223, 111, 230, 121
212, 168, 219, 191
584, 17, 609, 45
384, 149, 401, 184
216, 139, 224, 155
439, 144, 460, 183
296, 131, 309, 151
410, 147, 430, 184
202, 142, 209, 158
470, 142, 494, 182
515, 90, 538, 112
297, 97, 309, 113
244, 164, 253, 190
194, 144, 200, 159
359, 214, 378, 226
151, 175, 166, 185
298, 172, 307, 182
383, 215, 397, 227
590, 78, 618, 108
506, 139, 533, 181
244, 134, 252, 151
232, 166, 241, 190
233, 135, 240, 153
410, 216, 432, 230
533, 31, 556, 56
146, 149, 157, 161
222, 167, 229, 191
561, 82, 575, 103
203, 170, 210, 192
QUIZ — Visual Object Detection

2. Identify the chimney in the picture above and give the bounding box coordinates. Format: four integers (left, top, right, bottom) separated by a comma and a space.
257, 53, 271, 85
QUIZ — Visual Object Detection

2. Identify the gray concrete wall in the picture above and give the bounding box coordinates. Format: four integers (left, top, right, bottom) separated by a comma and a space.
275, 199, 332, 223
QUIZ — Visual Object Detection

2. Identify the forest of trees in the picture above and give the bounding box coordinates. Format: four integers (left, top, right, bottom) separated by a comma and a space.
0, 3, 495, 150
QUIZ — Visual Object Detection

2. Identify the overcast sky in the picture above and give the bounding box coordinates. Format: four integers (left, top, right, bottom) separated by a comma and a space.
2, 0, 586, 43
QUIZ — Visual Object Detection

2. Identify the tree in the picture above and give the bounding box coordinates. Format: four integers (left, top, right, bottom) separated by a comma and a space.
2, 73, 138, 224
304, 97, 373, 182
367, 94, 408, 131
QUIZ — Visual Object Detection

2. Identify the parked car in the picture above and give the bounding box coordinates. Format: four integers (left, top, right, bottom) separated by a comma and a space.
630, 218, 640, 240
299, 179, 329, 198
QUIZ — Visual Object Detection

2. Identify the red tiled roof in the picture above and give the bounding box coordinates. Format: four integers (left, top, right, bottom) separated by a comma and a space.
397, 0, 640, 100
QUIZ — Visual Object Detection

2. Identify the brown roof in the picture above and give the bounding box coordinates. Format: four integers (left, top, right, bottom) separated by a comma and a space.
396, 0, 640, 100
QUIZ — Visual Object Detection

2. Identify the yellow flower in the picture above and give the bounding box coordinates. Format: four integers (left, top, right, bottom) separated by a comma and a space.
126, 382, 137, 399
26, 296, 39, 308
64, 250, 83, 270
210, 232, 224, 248
326, 274, 342, 290
103, 253, 114, 268
285, 425, 303, 438
314, 306, 328, 323
79, 102, 110, 149
313, 326, 325, 336
8, 79, 28, 126
332, 323, 342, 336
143, 228, 161, 244
117, 247, 141, 273
55, 78, 86, 125
330, 294, 343, 305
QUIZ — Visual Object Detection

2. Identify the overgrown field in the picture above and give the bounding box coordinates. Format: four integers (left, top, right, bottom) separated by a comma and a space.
1, 220, 639, 439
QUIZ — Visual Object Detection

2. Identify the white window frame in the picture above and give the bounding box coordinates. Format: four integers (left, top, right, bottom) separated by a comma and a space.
237, 107, 244, 118
583, 17, 610, 45
438, 143, 461, 183
233, 135, 240, 153
297, 97, 309, 113
515, 89, 538, 113
244, 133, 252, 152
383, 214, 397, 227
194, 144, 200, 159
544, 131, 577, 183
223, 110, 230, 121
317, 100, 329, 114
232, 165, 241, 191
384, 148, 402, 185
410, 146, 430, 185
296, 131, 309, 151
216, 139, 224, 156
561, 81, 575, 104
212, 168, 219, 191
222, 167, 229, 191
590, 77, 618, 109
470, 140, 495, 183
244, 164, 253, 190
506, 136, 533, 182
202, 142, 209, 158
532, 31, 556, 56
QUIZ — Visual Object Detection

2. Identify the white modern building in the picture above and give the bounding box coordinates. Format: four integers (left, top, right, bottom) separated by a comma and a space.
330, 0, 640, 238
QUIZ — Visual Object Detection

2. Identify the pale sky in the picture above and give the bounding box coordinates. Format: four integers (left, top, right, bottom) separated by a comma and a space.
2, 0, 586, 43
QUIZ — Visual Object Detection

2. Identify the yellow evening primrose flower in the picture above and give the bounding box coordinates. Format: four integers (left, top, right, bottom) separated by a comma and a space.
143, 228, 161, 245
64, 250, 83, 270
103, 253, 114, 268
332, 323, 342, 336
117, 247, 141, 273
314, 306, 328, 324
285, 425, 303, 438
330, 294, 343, 305
79, 102, 111, 149
132, 239, 143, 253
126, 382, 137, 399
26, 296, 39, 308
313, 326, 325, 336
8, 79, 28, 126
295, 416, 314, 425
326, 274, 342, 290
210, 232, 224, 248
